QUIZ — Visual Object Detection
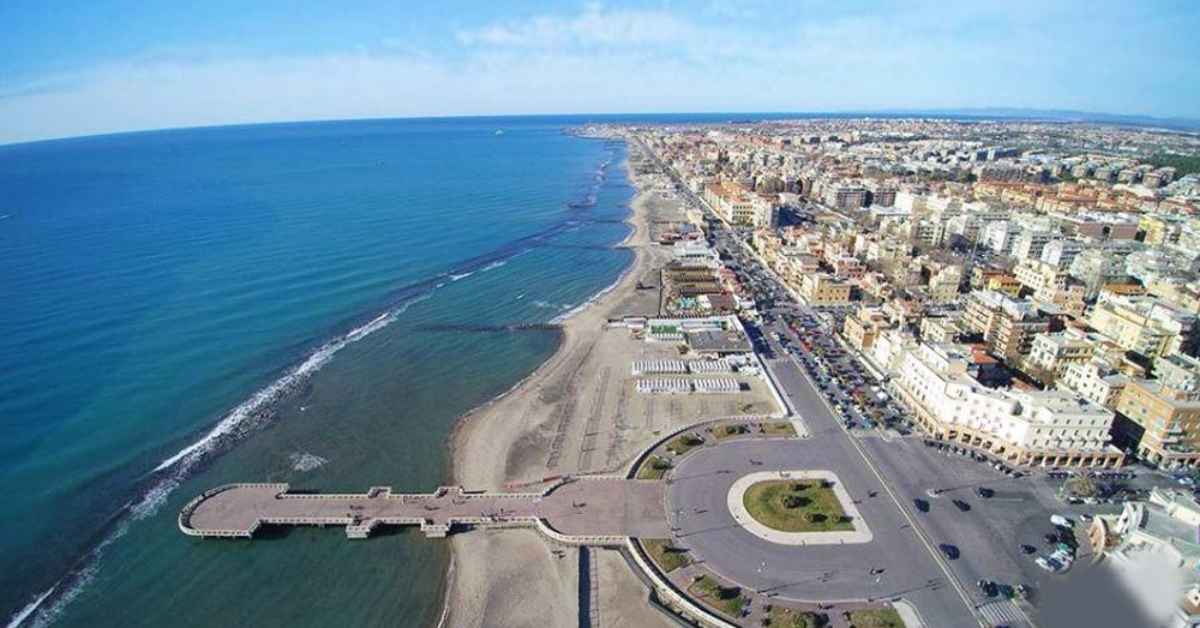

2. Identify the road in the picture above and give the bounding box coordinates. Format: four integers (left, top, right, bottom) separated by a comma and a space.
636, 135, 1170, 628
667, 355, 979, 627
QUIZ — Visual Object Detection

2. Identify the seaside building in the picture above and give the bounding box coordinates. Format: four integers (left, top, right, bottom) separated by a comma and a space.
893, 342, 1123, 468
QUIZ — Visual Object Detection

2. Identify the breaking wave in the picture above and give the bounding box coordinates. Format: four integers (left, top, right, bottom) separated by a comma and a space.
7, 135, 630, 628
288, 452, 329, 473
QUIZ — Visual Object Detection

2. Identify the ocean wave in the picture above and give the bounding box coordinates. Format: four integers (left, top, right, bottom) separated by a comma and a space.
9, 292, 434, 628
288, 452, 328, 472
7, 140, 632, 628
549, 255, 634, 325
5, 590, 52, 628
152, 305, 403, 474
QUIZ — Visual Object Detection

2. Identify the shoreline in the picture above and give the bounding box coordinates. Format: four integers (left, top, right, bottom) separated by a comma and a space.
444, 135, 644, 486
441, 135, 642, 487
439, 135, 663, 627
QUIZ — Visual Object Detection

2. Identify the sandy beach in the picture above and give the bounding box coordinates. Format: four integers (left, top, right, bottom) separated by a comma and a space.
441, 142, 681, 628
441, 137, 779, 627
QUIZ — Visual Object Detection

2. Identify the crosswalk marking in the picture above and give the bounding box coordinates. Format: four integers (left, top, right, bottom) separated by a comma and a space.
977, 599, 1024, 626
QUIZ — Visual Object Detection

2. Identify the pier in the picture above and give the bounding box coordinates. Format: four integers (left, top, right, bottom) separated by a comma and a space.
179, 478, 670, 543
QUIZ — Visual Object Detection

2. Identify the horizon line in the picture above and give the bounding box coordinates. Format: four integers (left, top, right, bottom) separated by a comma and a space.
4, 106, 1199, 149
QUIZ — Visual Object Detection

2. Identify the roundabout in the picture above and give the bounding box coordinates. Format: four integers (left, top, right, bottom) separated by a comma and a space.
726, 470, 872, 545
657, 434, 973, 626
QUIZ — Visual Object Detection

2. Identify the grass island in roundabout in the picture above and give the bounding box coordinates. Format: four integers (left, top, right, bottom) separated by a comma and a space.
727, 470, 873, 545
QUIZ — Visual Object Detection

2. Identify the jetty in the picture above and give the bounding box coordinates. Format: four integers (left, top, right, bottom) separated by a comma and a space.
179, 478, 669, 544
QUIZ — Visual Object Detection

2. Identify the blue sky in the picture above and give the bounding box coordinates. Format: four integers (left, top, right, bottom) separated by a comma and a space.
1, 0, 1197, 143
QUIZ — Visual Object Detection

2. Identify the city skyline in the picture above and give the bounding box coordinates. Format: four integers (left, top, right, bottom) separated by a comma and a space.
2, 0, 1198, 145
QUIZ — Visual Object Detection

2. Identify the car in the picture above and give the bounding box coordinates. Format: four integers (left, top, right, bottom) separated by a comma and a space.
913, 498, 930, 512
975, 487, 994, 498
939, 544, 960, 560
952, 499, 971, 512
1020, 544, 1037, 555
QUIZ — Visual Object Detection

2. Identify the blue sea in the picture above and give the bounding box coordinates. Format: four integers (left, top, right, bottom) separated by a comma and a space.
0, 116, 659, 627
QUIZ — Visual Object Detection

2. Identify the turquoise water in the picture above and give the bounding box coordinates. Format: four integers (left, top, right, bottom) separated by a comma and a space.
0, 117, 634, 627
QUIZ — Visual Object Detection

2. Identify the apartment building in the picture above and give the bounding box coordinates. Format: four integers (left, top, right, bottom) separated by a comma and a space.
824, 184, 869, 210
1028, 328, 1096, 378
964, 290, 1052, 361
1041, 238, 1084, 270
799, 273, 852, 305
985, 274, 1022, 297
1114, 380, 1200, 469
920, 313, 960, 344
893, 343, 1123, 468
1013, 229, 1057, 261
1058, 359, 1129, 410
842, 306, 892, 352
1157, 354, 1200, 393
1088, 294, 1198, 358
704, 180, 763, 227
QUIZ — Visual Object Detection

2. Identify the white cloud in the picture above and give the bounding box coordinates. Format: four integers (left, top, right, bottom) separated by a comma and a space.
0, 3, 1194, 144
455, 5, 698, 48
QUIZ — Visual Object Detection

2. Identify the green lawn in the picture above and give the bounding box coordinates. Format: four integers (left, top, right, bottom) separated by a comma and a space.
761, 421, 797, 437
636, 455, 673, 480
688, 575, 747, 618
666, 433, 704, 456
847, 608, 905, 628
642, 539, 691, 573
742, 479, 853, 532
767, 606, 827, 628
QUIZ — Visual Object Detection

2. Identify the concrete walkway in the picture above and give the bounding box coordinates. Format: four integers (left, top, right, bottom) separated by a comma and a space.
179, 478, 670, 541
726, 470, 873, 545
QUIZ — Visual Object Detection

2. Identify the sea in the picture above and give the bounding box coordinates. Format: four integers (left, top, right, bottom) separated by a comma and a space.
0, 115, 658, 628
0, 111, 967, 627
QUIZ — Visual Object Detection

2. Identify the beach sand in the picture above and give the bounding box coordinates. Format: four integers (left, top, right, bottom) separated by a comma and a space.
441, 143, 779, 628
442, 146, 675, 628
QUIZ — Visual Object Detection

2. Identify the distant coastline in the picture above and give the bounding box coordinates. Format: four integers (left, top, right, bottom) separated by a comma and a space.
5, 107, 1197, 149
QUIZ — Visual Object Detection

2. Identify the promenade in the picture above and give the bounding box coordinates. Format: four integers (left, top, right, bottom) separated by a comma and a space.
179, 478, 670, 542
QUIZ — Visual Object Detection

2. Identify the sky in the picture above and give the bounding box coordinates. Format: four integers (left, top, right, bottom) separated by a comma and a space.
0, 0, 1198, 144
